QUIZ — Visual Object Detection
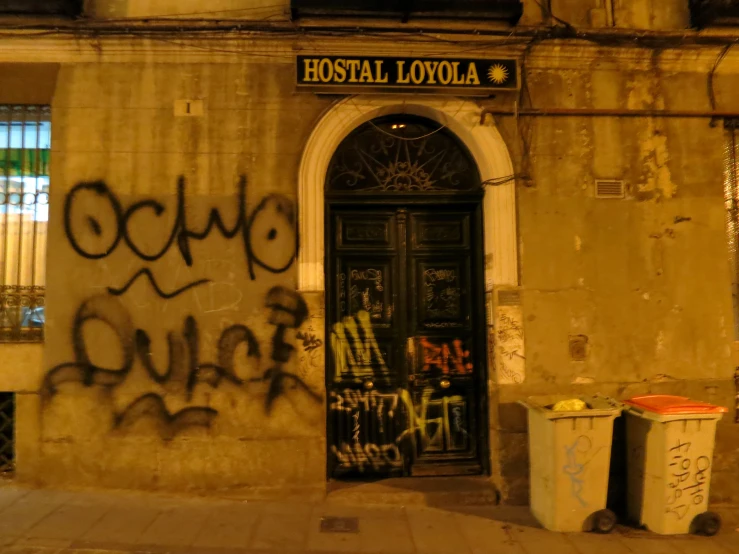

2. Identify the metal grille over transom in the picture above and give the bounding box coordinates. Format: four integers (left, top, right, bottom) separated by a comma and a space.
0, 105, 49, 342
326, 115, 481, 193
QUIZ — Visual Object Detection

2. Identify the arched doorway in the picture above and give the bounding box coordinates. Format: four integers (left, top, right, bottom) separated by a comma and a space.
325, 115, 488, 477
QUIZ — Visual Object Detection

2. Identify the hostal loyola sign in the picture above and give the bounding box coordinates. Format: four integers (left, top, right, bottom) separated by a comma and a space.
296, 56, 518, 93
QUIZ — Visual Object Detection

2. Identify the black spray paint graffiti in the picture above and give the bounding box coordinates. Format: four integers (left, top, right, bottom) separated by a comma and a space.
63, 176, 297, 282
264, 286, 321, 413
296, 330, 323, 352
108, 268, 210, 300
42, 287, 321, 440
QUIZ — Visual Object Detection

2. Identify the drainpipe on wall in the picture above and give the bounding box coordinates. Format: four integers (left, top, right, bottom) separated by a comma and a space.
604, 0, 615, 27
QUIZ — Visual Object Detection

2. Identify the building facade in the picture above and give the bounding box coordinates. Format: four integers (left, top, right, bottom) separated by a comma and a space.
0, 0, 737, 505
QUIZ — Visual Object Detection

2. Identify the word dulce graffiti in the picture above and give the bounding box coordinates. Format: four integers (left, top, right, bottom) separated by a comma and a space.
42, 287, 320, 439
666, 440, 710, 519
418, 337, 473, 374
63, 176, 296, 280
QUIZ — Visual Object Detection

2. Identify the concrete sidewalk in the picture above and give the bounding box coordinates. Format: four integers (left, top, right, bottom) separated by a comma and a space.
0, 483, 737, 554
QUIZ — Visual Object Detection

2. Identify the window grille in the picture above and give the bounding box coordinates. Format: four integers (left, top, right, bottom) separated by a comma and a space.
0, 105, 49, 343
0, 393, 14, 476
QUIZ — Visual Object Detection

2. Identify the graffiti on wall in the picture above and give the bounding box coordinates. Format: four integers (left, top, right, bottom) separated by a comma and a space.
44, 176, 321, 440
63, 177, 297, 281
495, 306, 525, 384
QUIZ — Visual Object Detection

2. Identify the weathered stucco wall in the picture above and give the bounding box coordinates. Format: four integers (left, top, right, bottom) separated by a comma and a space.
28, 60, 334, 494
488, 51, 736, 504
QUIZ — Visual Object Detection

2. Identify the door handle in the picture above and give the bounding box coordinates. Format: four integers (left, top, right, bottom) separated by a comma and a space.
439, 378, 451, 389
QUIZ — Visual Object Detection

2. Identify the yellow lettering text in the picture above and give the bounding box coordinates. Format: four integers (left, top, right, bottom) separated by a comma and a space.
438, 61, 452, 85
451, 62, 465, 85
374, 60, 388, 83
465, 63, 480, 85
359, 60, 374, 83
410, 60, 424, 84
422, 61, 439, 84
334, 59, 347, 83
396, 61, 410, 84
318, 58, 334, 82
303, 59, 319, 82
347, 60, 361, 83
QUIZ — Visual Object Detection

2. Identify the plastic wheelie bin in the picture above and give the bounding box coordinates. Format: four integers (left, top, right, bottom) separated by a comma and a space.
623, 395, 728, 536
520, 395, 622, 533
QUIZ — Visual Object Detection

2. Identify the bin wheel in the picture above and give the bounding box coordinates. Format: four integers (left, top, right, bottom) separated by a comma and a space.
591, 509, 617, 534
691, 512, 722, 536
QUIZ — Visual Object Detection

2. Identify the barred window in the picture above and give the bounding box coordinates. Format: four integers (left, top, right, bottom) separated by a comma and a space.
0, 105, 49, 342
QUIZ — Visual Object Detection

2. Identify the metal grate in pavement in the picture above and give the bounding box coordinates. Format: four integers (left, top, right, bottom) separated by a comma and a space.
320, 516, 359, 533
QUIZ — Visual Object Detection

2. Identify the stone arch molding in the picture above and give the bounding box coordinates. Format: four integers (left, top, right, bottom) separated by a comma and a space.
297, 95, 518, 292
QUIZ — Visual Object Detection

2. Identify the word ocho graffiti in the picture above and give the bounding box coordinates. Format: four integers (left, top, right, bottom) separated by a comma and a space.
63, 176, 296, 280
666, 440, 710, 519
42, 287, 321, 439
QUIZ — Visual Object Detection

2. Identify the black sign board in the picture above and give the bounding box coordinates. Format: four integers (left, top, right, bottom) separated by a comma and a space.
296, 55, 518, 94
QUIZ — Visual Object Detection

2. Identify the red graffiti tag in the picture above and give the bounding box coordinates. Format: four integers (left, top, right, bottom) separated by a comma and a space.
419, 338, 473, 374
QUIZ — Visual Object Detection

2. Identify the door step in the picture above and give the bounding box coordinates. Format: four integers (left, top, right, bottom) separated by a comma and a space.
326, 476, 500, 507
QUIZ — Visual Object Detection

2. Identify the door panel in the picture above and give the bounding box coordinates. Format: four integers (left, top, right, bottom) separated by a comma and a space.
407, 211, 479, 473
327, 205, 485, 478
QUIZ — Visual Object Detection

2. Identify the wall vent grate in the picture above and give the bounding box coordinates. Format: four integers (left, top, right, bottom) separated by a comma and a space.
595, 179, 625, 199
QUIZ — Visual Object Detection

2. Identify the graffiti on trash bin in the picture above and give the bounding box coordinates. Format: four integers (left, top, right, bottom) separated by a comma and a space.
562, 435, 596, 508
665, 440, 710, 519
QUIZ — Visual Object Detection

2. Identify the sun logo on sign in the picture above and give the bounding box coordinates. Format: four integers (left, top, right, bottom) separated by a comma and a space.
487, 63, 509, 85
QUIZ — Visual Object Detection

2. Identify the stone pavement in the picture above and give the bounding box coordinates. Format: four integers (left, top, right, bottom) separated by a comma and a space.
0, 483, 738, 554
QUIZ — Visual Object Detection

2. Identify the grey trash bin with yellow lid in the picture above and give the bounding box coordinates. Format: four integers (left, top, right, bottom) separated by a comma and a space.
624, 395, 728, 536
519, 395, 622, 533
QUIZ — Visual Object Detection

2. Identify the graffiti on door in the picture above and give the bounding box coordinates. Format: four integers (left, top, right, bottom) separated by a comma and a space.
330, 310, 389, 381
329, 386, 471, 472
417, 337, 473, 374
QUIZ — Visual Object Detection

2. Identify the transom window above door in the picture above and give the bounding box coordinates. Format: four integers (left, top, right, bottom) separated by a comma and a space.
325, 115, 481, 194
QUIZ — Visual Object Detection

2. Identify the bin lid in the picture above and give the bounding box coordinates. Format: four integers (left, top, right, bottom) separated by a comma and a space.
624, 394, 728, 415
